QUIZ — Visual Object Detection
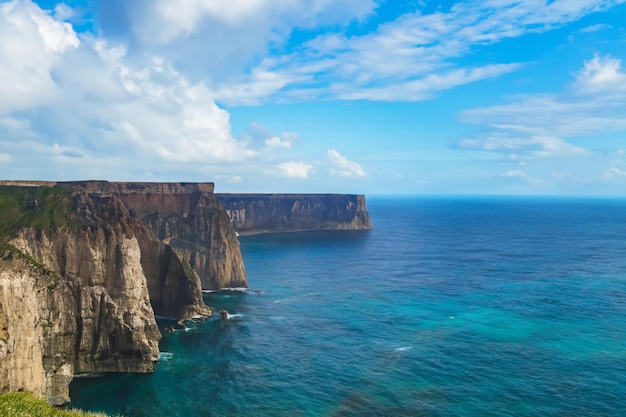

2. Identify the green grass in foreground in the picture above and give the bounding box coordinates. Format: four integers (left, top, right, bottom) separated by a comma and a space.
0, 392, 116, 417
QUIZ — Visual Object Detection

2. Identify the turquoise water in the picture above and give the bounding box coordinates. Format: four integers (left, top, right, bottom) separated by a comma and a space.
70, 197, 626, 416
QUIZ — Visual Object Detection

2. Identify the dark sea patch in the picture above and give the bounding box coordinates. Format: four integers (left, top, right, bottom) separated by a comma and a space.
70, 196, 626, 416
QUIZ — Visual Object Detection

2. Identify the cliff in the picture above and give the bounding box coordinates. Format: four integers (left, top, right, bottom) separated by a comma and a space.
0, 181, 247, 405
216, 194, 372, 234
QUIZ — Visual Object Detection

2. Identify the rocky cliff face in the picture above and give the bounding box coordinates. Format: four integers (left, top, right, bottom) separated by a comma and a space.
0, 181, 247, 404
216, 194, 373, 234
68, 181, 247, 291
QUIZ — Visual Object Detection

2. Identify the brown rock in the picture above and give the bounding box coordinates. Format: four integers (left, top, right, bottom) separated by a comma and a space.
0, 181, 247, 404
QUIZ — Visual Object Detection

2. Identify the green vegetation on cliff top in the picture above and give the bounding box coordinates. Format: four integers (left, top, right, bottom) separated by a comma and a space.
0, 392, 116, 417
0, 185, 81, 238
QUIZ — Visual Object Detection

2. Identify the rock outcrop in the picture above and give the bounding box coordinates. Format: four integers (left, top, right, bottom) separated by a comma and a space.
0, 181, 247, 405
216, 194, 373, 234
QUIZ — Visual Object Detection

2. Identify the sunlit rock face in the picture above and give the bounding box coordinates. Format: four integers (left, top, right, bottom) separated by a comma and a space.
0, 181, 247, 404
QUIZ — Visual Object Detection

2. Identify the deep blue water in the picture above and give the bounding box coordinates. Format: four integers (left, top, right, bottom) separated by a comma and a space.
70, 196, 626, 416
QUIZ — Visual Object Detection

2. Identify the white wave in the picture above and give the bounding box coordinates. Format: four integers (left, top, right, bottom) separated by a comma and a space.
394, 346, 413, 352
203, 287, 247, 293
273, 298, 297, 304
216, 311, 243, 320
159, 352, 174, 361
221, 287, 249, 292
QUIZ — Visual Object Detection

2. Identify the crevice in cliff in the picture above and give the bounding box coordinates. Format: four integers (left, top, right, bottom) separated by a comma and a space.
72, 281, 83, 373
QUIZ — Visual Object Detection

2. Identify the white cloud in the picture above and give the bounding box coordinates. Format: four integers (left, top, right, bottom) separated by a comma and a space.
457, 133, 585, 157
0, 153, 11, 163
265, 136, 291, 149
0, 0, 78, 113
327, 149, 367, 178
578, 23, 612, 33
605, 167, 626, 178
12, 0, 623, 109
574, 54, 626, 94
275, 161, 314, 179
53, 3, 75, 21
95, 0, 377, 87
127, 0, 377, 44
502, 170, 528, 179
0, 0, 258, 180
0, 117, 30, 131
456, 55, 626, 158
208, 0, 624, 103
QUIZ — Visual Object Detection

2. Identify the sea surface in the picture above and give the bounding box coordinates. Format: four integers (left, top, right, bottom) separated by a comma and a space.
70, 196, 626, 416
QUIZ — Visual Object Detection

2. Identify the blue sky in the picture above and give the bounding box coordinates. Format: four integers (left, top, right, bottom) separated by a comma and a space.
1, 0, 625, 195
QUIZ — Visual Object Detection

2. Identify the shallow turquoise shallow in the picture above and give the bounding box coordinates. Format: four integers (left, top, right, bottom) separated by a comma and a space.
70, 197, 626, 416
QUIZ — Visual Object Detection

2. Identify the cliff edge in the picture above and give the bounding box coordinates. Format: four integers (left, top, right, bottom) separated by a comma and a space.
0, 181, 247, 404
216, 194, 372, 235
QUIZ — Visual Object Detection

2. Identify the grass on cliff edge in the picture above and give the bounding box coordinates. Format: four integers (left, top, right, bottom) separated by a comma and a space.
0, 392, 117, 417
0, 185, 81, 238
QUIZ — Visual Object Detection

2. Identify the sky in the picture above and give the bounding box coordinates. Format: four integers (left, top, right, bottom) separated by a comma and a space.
1, 0, 625, 195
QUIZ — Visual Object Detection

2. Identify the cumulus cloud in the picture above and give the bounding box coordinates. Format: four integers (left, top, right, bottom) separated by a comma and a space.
0, 0, 78, 113
94, 0, 377, 86
574, 54, 626, 94
0, 0, 259, 181
275, 161, 314, 179
265, 136, 291, 149
327, 149, 367, 178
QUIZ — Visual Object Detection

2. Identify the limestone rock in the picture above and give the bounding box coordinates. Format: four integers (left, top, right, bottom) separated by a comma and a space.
0, 181, 247, 404
216, 193, 373, 234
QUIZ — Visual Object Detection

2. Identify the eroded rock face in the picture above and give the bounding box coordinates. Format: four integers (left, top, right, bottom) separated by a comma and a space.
67, 181, 247, 290
1, 228, 162, 405
216, 194, 373, 234
0, 181, 247, 404
0, 262, 49, 401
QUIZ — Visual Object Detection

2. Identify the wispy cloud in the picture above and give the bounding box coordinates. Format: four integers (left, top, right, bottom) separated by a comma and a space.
502, 170, 528, 179
212, 0, 625, 104
605, 167, 626, 177
456, 55, 626, 158
578, 23, 612, 33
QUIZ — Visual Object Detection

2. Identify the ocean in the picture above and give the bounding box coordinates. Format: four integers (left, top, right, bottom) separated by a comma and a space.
69, 196, 626, 416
